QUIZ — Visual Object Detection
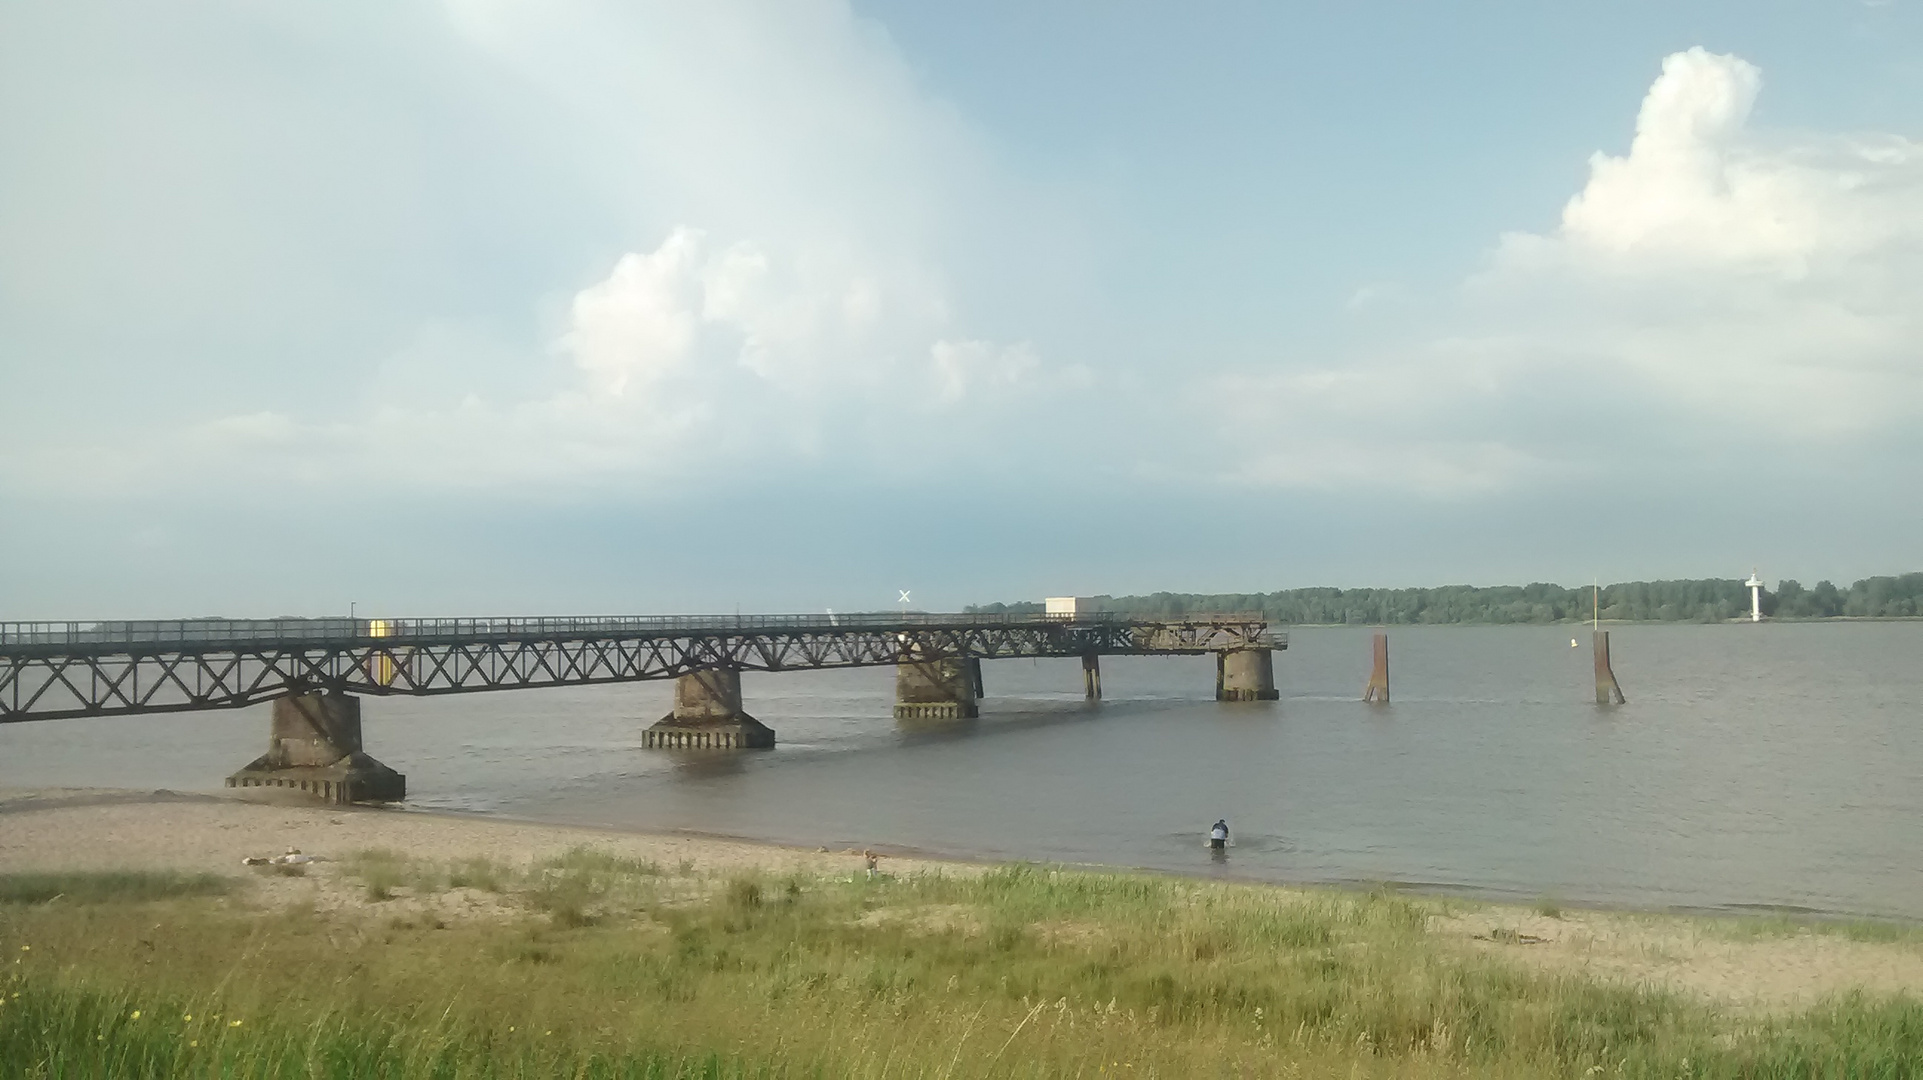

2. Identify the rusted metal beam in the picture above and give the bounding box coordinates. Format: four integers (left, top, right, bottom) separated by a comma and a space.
1, 614, 1283, 722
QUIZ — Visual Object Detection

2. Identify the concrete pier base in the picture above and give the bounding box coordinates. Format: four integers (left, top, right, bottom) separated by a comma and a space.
645, 668, 775, 749
226, 692, 406, 804
1593, 631, 1626, 705
1216, 648, 1278, 702
1082, 654, 1102, 700
1362, 633, 1390, 703
894, 658, 979, 721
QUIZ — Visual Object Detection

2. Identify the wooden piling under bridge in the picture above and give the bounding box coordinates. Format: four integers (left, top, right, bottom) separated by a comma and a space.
1081, 654, 1102, 700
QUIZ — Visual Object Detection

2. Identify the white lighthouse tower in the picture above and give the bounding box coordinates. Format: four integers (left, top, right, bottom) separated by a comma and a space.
1745, 569, 1764, 623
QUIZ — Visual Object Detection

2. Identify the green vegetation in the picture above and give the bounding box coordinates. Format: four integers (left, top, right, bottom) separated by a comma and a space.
971, 572, 1923, 625
0, 871, 232, 905
5, 862, 1923, 1077
1706, 915, 1923, 947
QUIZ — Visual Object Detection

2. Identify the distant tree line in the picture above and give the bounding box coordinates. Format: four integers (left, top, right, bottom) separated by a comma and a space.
967, 573, 1923, 625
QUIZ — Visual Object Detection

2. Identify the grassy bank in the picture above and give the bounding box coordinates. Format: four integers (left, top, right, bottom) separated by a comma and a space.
4, 855, 1921, 1078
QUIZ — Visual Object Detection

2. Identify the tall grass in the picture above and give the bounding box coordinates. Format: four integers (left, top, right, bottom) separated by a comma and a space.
0, 980, 782, 1079
3, 862, 1920, 1077
0, 871, 232, 905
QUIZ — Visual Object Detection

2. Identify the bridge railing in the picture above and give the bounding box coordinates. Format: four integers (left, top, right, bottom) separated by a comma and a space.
1, 611, 1271, 650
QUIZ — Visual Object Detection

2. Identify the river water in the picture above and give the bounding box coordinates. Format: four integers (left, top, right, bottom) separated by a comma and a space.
3, 622, 1918, 919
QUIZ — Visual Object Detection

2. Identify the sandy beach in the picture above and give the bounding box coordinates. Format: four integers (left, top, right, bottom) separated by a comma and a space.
5, 786, 1922, 1014
0, 787, 958, 883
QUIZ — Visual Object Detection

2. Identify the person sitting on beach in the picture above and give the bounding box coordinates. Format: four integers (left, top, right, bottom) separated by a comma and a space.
1209, 820, 1229, 851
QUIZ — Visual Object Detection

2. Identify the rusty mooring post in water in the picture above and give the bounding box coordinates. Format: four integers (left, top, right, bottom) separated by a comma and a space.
1362, 632, 1390, 703
1593, 631, 1626, 705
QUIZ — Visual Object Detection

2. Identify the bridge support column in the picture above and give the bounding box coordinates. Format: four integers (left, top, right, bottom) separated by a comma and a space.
894, 658, 979, 721
1216, 649, 1278, 702
1082, 654, 1102, 700
645, 668, 775, 749
226, 692, 406, 804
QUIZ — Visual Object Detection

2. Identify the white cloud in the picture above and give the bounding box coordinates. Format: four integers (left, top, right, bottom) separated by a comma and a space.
553, 221, 1049, 408
1504, 47, 1923, 274
564, 227, 703, 397
8, 17, 1915, 516
1482, 48, 1923, 434
191, 411, 300, 446
931, 339, 1041, 403
0, 2, 1075, 499
1195, 47, 1923, 497
58, 211, 1071, 496
1557, 48, 1773, 261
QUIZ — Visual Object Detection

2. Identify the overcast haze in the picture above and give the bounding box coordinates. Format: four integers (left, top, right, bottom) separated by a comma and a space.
3, 1, 1920, 618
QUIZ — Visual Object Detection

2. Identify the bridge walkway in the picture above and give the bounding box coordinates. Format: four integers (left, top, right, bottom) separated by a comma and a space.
0, 612, 1285, 803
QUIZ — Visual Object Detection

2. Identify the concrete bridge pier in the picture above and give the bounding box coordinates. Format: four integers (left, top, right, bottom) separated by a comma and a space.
1215, 648, 1278, 701
645, 668, 775, 749
1082, 654, 1102, 700
226, 691, 406, 804
895, 657, 980, 720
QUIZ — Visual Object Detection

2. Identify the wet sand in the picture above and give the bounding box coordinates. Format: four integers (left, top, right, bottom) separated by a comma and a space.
0, 787, 956, 881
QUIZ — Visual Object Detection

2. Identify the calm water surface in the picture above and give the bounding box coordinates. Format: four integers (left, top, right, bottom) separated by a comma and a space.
4, 623, 1918, 918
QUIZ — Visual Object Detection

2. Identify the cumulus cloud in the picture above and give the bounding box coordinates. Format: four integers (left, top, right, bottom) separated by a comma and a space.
1487, 47, 1923, 433
1200, 47, 1923, 496
565, 228, 704, 397
1556, 48, 1774, 261
556, 223, 1052, 405
7, 19, 1915, 516
931, 339, 1041, 403
1501, 46, 1923, 276
124, 215, 1067, 494
0, 2, 1076, 498
84, 204, 1075, 497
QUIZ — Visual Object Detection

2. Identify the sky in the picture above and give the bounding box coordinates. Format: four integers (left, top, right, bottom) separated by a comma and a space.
2, 1, 1920, 618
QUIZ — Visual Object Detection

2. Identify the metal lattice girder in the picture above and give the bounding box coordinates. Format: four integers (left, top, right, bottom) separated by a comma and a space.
0, 613, 1281, 722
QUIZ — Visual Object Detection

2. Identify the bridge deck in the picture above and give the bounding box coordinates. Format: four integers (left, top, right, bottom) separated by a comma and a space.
1, 613, 1281, 722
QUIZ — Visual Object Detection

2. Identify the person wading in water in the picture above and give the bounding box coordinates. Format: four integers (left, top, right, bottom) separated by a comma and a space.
1209, 819, 1230, 852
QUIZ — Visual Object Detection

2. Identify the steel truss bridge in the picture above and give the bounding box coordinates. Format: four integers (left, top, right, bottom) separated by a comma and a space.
0, 613, 1280, 723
